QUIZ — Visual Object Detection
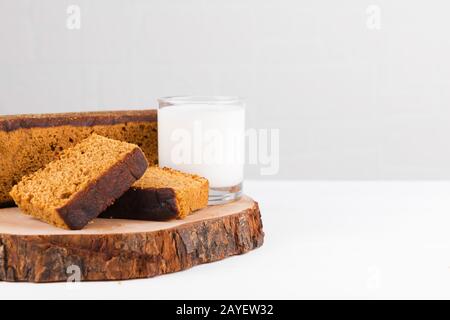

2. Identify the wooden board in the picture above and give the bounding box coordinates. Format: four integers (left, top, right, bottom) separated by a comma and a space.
0, 196, 264, 283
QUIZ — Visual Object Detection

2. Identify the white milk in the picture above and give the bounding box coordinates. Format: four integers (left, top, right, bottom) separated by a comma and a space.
158, 104, 245, 188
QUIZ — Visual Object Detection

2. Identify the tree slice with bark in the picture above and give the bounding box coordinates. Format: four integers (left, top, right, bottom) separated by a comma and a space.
0, 196, 264, 283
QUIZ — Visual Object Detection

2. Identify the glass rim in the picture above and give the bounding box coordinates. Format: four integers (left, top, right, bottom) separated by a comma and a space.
158, 96, 244, 106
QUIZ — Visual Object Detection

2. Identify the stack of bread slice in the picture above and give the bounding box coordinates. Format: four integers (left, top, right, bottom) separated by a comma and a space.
0, 110, 158, 208
9, 134, 209, 230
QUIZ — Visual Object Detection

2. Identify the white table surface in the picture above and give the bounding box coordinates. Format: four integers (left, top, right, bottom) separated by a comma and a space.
2, 180, 450, 300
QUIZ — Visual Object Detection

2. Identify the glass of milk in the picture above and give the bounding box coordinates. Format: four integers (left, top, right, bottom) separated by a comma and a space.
158, 96, 245, 205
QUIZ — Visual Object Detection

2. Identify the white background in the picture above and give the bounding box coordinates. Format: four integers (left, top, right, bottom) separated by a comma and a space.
1, 0, 450, 179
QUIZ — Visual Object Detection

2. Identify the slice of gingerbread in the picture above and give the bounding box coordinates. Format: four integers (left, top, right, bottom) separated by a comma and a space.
0, 110, 158, 209
10, 134, 148, 230
99, 167, 209, 221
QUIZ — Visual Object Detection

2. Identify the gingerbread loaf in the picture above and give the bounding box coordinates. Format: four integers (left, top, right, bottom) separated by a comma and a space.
100, 167, 209, 221
10, 134, 148, 230
0, 110, 157, 208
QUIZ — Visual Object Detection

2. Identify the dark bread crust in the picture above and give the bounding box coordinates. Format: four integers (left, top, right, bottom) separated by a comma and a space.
56, 147, 148, 230
0, 110, 157, 132
99, 187, 179, 221
0, 201, 15, 209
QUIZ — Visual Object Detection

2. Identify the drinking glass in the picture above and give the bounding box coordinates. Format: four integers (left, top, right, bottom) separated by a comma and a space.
158, 96, 245, 205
